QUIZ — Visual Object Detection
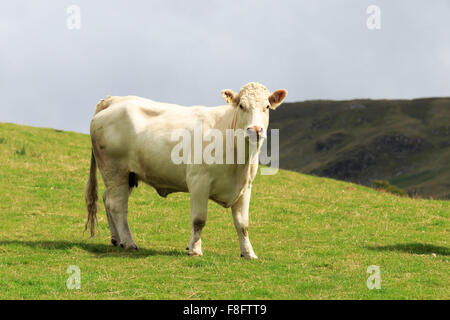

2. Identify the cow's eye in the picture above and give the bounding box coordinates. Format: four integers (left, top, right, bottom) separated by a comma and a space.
266, 105, 270, 110
239, 104, 244, 110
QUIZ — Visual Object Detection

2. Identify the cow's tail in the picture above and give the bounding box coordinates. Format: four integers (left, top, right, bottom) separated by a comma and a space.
85, 149, 98, 237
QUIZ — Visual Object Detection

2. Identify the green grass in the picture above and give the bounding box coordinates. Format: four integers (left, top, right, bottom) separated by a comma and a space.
0, 122, 448, 299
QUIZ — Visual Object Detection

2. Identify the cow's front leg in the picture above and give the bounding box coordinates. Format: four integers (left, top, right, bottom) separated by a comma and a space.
231, 186, 257, 259
187, 190, 208, 257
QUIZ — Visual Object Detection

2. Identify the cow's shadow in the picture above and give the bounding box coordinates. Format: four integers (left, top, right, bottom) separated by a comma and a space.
366, 242, 449, 256
0, 240, 184, 258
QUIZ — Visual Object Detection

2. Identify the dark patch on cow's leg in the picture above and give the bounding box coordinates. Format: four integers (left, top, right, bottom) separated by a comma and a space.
193, 218, 206, 233
128, 172, 138, 189
242, 227, 248, 237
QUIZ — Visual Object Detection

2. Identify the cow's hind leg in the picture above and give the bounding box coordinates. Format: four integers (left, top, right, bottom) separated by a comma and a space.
186, 189, 209, 256
103, 190, 120, 246
105, 184, 138, 250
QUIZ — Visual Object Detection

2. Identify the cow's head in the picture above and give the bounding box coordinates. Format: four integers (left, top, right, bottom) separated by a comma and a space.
221, 82, 287, 140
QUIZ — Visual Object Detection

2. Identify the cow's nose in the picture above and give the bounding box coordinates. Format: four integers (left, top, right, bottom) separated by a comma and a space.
246, 126, 264, 136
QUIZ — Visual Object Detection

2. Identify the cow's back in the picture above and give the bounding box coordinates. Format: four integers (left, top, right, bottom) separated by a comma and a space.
90, 96, 197, 193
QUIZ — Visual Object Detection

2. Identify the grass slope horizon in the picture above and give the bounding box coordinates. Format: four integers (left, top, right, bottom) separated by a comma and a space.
0, 122, 448, 299
270, 97, 450, 200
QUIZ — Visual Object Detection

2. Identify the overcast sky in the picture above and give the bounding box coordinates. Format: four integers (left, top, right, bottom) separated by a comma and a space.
1, 0, 449, 133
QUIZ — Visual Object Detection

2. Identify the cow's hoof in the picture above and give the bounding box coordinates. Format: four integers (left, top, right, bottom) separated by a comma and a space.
120, 243, 139, 251
188, 250, 203, 257
111, 239, 119, 247
241, 253, 258, 260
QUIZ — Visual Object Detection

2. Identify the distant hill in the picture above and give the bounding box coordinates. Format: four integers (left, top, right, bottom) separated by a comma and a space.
269, 98, 450, 199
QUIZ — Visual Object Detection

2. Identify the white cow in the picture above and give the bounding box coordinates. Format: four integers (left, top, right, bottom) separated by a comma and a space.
85, 82, 287, 259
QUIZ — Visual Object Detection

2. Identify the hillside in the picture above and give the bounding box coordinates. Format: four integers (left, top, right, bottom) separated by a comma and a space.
269, 97, 450, 200
0, 122, 448, 299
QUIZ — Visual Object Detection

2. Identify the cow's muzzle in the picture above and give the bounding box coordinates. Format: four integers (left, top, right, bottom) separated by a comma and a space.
246, 126, 266, 139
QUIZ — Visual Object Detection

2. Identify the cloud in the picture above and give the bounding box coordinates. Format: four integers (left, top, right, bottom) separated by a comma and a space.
0, 0, 449, 133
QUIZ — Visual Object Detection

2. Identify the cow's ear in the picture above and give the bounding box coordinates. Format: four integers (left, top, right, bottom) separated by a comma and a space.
269, 89, 288, 109
221, 89, 236, 105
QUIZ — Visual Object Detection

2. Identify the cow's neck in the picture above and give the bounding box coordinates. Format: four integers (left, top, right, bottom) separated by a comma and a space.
221, 106, 261, 206
226, 146, 259, 207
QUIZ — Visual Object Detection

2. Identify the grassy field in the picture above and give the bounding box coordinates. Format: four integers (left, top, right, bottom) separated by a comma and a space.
0, 122, 448, 299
